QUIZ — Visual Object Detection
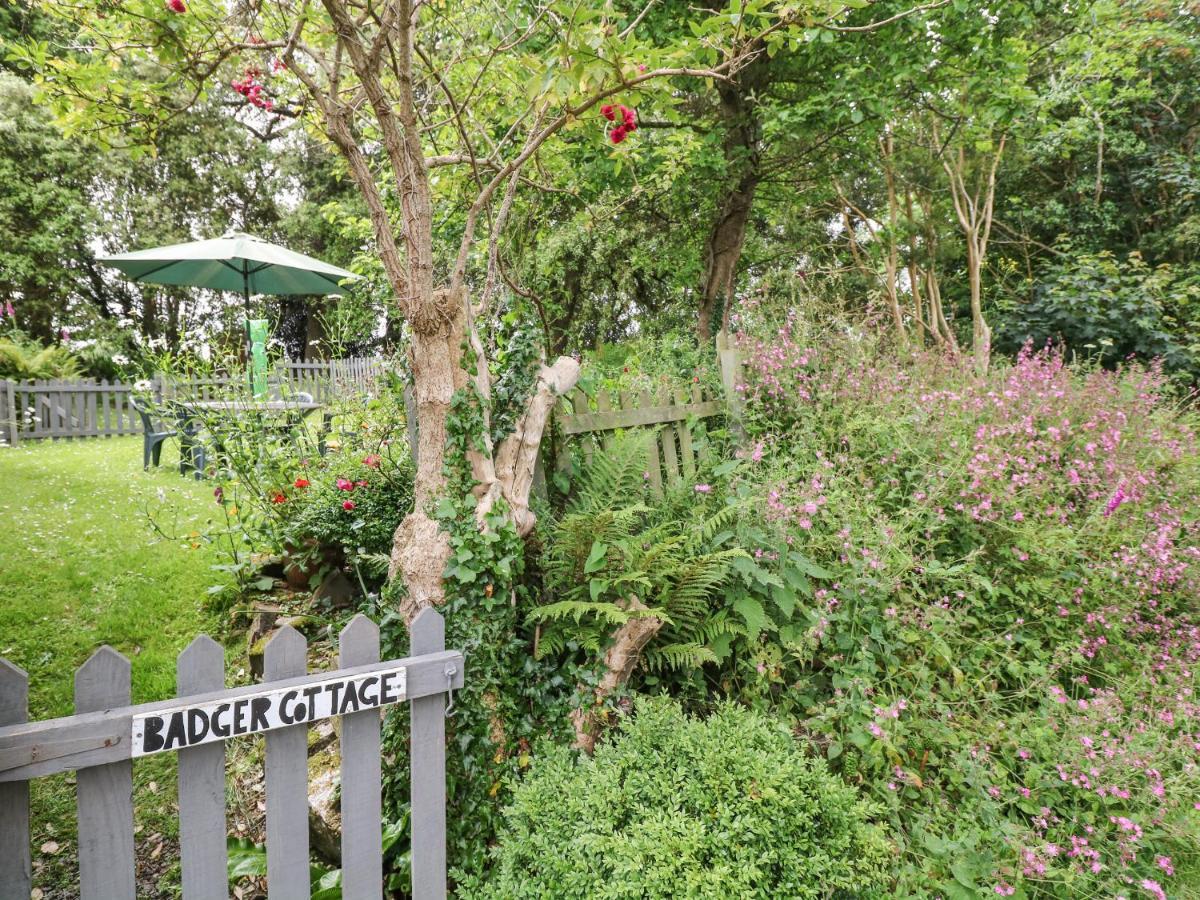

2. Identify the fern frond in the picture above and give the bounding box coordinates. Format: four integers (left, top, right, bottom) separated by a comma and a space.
529, 599, 633, 626
694, 503, 744, 547
572, 434, 649, 514
642, 642, 718, 673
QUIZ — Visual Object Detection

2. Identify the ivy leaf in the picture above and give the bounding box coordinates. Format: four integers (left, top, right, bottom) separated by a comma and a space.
584, 541, 608, 574
589, 578, 608, 602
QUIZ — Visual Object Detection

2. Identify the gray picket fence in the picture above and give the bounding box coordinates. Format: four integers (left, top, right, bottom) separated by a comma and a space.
0, 608, 461, 900
1, 357, 385, 445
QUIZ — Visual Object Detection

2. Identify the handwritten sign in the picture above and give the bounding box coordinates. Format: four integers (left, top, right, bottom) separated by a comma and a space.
131, 666, 407, 757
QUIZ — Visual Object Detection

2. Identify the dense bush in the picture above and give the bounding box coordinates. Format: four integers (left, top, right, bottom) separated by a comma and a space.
0, 331, 79, 379
994, 249, 1200, 380
718, 298, 1200, 896
461, 697, 892, 899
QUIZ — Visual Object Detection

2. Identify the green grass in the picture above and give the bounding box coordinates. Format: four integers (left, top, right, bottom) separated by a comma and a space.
0, 436, 232, 895
0, 436, 225, 716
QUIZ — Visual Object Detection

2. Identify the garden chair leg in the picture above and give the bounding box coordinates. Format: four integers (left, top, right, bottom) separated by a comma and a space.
143, 438, 152, 471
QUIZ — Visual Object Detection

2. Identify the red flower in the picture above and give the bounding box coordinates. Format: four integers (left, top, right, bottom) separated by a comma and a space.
336, 478, 355, 491
271, 492, 287, 504
600, 105, 615, 121
362, 454, 381, 468
355, 479, 369, 488
610, 126, 627, 144
293, 478, 310, 489
165, 0, 186, 11
342, 500, 356, 511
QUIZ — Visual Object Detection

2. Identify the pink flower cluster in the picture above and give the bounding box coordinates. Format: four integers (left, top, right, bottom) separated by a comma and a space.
231, 66, 274, 110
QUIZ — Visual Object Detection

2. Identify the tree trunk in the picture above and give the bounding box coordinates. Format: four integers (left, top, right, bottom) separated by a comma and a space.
571, 597, 662, 753
698, 175, 758, 342
966, 238, 991, 373
697, 61, 766, 343
880, 130, 907, 345
389, 289, 469, 623
388, 286, 581, 624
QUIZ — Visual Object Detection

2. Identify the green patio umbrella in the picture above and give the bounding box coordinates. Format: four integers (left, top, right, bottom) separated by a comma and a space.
97, 231, 359, 313
99, 231, 360, 396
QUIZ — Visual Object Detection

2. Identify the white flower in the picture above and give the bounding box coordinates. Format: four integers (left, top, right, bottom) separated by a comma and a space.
112, 354, 130, 365
134, 379, 153, 392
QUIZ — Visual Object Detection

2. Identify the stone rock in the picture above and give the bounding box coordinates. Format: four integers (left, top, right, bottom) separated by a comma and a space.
313, 570, 357, 609
251, 554, 287, 579
308, 735, 342, 865
246, 611, 279, 680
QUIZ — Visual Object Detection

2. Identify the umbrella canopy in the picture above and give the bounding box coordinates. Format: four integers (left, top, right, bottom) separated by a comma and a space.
97, 232, 359, 298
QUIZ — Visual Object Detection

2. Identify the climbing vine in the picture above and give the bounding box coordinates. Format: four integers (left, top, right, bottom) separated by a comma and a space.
379, 371, 579, 883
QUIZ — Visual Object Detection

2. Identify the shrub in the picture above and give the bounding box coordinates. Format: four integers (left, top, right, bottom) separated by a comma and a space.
994, 249, 1200, 380
0, 333, 79, 379
461, 697, 892, 899
722, 299, 1200, 895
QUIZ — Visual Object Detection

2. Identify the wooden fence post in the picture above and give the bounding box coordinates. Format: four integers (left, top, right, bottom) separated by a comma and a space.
75, 647, 135, 900
3, 380, 18, 446
177, 636, 228, 900
339, 615, 383, 900
715, 330, 745, 441
264, 626, 310, 899
410, 608, 447, 900
0, 659, 30, 899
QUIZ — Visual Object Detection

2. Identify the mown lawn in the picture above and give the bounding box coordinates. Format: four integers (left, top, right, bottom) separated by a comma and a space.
0, 435, 231, 896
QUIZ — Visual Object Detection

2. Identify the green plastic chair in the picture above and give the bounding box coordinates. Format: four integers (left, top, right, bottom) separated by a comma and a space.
129, 395, 177, 470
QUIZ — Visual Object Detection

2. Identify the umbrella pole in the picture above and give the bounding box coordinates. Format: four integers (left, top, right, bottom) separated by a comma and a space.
243, 264, 253, 393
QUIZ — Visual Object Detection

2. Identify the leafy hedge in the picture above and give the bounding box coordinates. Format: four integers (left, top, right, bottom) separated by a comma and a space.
461, 697, 892, 899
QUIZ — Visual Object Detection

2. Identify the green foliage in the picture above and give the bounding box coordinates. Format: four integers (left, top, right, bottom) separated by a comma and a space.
0, 331, 79, 380
460, 697, 892, 899
487, 314, 544, 445
378, 379, 580, 887
0, 73, 99, 342
536, 436, 747, 672
580, 331, 721, 399
145, 379, 410, 599
996, 249, 1200, 378
728, 313, 1200, 896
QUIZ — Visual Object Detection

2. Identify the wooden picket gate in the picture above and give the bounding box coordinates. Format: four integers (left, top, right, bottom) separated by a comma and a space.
0, 609, 462, 900
555, 384, 724, 495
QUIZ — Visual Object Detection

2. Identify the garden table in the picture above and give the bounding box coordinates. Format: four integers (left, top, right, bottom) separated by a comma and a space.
173, 399, 330, 476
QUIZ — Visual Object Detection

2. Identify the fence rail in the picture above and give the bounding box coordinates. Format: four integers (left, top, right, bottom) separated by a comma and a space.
0, 609, 460, 900
1, 357, 385, 445
556, 383, 724, 495
551, 337, 745, 495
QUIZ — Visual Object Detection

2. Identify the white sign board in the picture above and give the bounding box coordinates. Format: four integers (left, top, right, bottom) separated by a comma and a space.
131, 665, 407, 757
